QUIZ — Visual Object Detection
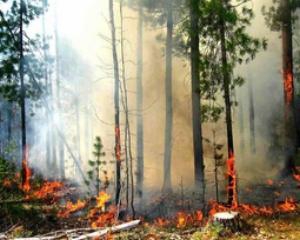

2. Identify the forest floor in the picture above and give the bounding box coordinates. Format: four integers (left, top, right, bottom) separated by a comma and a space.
112, 212, 300, 240
2, 206, 300, 239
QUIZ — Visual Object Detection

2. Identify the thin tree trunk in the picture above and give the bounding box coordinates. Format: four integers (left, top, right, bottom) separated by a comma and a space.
54, 0, 65, 179
120, 0, 135, 216
248, 79, 256, 153
162, 0, 174, 193
281, 0, 296, 172
42, 0, 52, 178
136, 1, 144, 198
109, 0, 122, 205
20, 0, 28, 188
219, 0, 238, 208
190, 0, 205, 202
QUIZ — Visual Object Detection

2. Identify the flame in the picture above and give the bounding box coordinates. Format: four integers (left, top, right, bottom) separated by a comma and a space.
266, 179, 274, 186
21, 145, 31, 192
88, 192, 115, 228
57, 199, 87, 218
176, 212, 188, 228
154, 218, 170, 227
33, 181, 63, 200
276, 197, 297, 213
226, 151, 238, 208
284, 71, 293, 106
96, 191, 111, 209
89, 206, 116, 228
194, 210, 203, 222
2, 178, 12, 188
293, 174, 300, 182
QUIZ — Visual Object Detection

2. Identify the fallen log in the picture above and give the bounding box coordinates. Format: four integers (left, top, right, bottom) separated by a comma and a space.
73, 220, 141, 240
12, 220, 141, 240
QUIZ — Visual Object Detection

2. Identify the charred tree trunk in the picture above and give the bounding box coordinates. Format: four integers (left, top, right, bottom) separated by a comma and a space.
281, 0, 296, 173
190, 0, 205, 199
20, 0, 28, 188
54, 0, 65, 179
109, 0, 122, 205
219, 0, 238, 208
136, 2, 144, 198
75, 95, 82, 178
163, 0, 173, 193
248, 79, 256, 153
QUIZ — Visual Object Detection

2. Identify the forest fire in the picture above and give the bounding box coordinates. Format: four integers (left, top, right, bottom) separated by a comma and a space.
226, 152, 238, 208
32, 181, 63, 200
277, 197, 297, 213
57, 199, 87, 218
88, 192, 116, 228
21, 146, 31, 192
283, 71, 293, 105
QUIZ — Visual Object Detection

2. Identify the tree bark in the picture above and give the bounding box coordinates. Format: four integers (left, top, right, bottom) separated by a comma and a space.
54, 0, 65, 179
136, 2, 144, 198
219, 0, 237, 208
162, 0, 174, 193
281, 0, 296, 172
109, 0, 122, 205
20, 0, 28, 188
189, 0, 205, 198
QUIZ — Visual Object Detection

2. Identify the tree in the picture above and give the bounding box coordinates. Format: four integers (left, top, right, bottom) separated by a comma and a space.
0, 0, 45, 187
263, 0, 300, 173
162, 0, 174, 193
189, 0, 205, 195
109, 0, 122, 205
136, 0, 144, 198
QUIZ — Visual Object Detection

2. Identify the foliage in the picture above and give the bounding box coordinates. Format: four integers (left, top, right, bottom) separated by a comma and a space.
0, 0, 46, 105
262, 0, 300, 32
85, 136, 108, 194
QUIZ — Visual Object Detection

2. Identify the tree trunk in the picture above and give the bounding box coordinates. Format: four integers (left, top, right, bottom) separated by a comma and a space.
42, 0, 53, 178
120, 0, 135, 216
20, 0, 28, 188
162, 0, 174, 193
248, 79, 256, 153
219, 0, 238, 208
136, 2, 144, 198
75, 96, 82, 178
54, 0, 65, 179
281, 0, 296, 172
109, 0, 122, 205
190, 0, 205, 199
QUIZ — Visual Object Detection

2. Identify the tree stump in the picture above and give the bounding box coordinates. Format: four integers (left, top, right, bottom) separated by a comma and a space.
213, 211, 242, 232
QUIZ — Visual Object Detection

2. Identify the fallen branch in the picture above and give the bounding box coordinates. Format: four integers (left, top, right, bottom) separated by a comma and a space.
13, 220, 141, 240
73, 220, 141, 240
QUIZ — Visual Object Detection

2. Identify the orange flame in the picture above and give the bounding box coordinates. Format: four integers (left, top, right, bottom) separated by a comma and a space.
276, 197, 297, 213
227, 151, 238, 208
88, 192, 115, 228
176, 212, 188, 228
293, 174, 300, 182
266, 179, 274, 186
284, 71, 293, 106
2, 178, 12, 188
33, 181, 63, 199
21, 145, 31, 192
57, 199, 87, 218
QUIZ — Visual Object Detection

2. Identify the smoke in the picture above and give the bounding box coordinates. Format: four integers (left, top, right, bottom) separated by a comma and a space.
22, 0, 293, 204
